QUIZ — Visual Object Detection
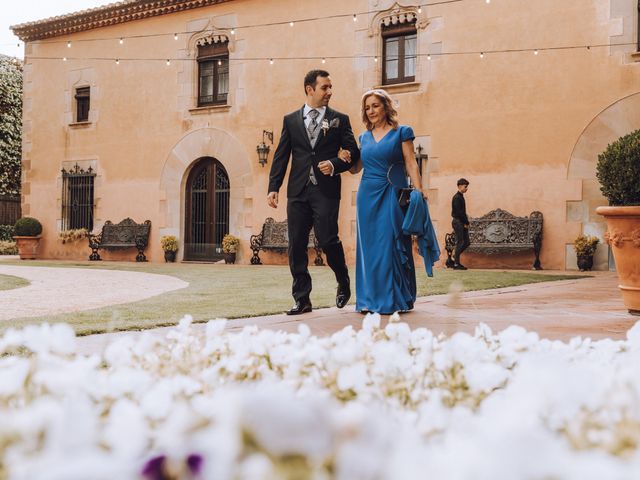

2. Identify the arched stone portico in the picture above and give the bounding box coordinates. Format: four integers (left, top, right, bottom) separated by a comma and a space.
158, 127, 253, 261
566, 92, 640, 270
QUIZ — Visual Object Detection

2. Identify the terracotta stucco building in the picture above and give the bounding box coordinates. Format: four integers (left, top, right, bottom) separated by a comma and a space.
11, 0, 640, 269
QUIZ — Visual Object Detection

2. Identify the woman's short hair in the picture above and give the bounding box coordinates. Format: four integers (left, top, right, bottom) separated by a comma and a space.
361, 89, 399, 130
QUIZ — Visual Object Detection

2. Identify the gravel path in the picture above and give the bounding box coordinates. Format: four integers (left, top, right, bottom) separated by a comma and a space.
0, 265, 188, 321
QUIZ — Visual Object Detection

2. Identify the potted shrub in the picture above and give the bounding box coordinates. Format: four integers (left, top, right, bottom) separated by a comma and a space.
13, 217, 43, 260
595, 128, 640, 314
160, 235, 179, 262
573, 234, 599, 271
222, 234, 240, 264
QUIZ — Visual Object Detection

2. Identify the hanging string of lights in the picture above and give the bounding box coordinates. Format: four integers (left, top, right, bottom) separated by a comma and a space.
22, 0, 471, 47
24, 39, 640, 65
11, 0, 638, 64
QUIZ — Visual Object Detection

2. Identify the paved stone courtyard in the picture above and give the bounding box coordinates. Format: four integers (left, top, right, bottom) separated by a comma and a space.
2, 259, 635, 355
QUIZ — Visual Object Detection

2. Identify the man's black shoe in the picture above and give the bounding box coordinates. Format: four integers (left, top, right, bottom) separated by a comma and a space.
336, 282, 351, 309
453, 264, 468, 270
286, 299, 312, 315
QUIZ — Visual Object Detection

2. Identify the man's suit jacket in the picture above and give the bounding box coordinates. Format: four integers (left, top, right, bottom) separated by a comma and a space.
268, 106, 360, 200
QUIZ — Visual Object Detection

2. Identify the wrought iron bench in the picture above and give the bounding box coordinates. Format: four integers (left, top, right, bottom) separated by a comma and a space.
445, 209, 543, 270
250, 217, 324, 266
88, 218, 151, 262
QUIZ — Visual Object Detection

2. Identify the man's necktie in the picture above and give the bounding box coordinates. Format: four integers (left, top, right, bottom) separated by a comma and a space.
307, 109, 319, 142
307, 109, 319, 185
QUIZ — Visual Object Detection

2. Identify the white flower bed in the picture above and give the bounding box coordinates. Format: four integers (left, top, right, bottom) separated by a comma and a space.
1, 315, 640, 480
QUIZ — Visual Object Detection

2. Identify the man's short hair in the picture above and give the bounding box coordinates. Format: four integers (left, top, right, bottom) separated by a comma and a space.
304, 69, 330, 94
457, 178, 470, 186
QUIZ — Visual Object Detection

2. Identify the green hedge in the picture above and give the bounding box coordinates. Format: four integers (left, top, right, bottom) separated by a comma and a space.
14, 217, 42, 236
596, 129, 640, 206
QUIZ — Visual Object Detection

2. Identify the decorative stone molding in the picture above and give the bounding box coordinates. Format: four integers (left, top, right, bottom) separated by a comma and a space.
187, 19, 235, 56
11, 0, 233, 42
604, 230, 624, 247
603, 229, 640, 248
632, 228, 640, 248
195, 33, 230, 47
368, 2, 427, 37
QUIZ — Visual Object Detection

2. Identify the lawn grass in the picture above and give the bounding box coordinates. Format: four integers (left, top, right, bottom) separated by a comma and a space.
1, 260, 586, 335
0, 274, 29, 292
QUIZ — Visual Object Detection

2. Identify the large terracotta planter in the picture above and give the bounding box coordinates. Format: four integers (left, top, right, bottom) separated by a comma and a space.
596, 206, 640, 315
14, 235, 42, 260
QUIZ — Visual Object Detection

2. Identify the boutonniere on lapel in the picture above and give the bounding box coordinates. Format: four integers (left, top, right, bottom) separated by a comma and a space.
321, 118, 340, 135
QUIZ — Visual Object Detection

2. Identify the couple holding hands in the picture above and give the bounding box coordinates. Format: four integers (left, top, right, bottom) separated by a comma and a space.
268, 69, 436, 316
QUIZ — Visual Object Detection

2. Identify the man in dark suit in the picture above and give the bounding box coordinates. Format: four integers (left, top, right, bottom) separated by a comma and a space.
451, 178, 470, 270
267, 69, 360, 315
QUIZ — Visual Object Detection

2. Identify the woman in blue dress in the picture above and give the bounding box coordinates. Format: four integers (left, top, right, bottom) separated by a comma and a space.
348, 89, 426, 314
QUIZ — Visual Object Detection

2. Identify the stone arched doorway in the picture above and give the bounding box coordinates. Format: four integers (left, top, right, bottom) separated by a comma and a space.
566, 92, 640, 270
159, 127, 252, 262
184, 157, 230, 261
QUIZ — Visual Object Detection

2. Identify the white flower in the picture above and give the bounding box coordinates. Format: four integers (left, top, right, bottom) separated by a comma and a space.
362, 313, 381, 333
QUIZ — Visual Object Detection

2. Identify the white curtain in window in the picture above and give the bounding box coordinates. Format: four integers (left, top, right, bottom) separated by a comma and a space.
386, 38, 399, 79
404, 34, 417, 77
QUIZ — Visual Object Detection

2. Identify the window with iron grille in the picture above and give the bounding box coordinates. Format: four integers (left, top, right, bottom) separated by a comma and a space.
197, 42, 229, 106
61, 164, 96, 231
382, 21, 417, 85
75, 86, 90, 122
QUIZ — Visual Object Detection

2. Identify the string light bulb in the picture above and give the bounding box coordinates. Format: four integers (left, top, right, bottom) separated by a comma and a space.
62, 57, 67, 62
119, 37, 124, 44
418, 6, 422, 13
230, 28, 235, 35
269, 58, 274, 65
374, 56, 378, 62
67, 41, 71, 48
322, 58, 326, 64
166, 59, 171, 65
480, 52, 484, 58
353, 14, 357, 22
427, 54, 432, 60
290, 21, 294, 27
534, 49, 539, 55
115, 58, 120, 64
218, 59, 222, 65
174, 33, 178, 40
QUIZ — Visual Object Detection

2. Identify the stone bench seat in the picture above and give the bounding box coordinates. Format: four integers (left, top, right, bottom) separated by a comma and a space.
445, 208, 543, 270
250, 217, 323, 266
89, 218, 151, 262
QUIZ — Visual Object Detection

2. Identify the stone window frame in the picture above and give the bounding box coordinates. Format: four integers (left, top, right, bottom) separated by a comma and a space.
368, 3, 428, 89
187, 28, 234, 110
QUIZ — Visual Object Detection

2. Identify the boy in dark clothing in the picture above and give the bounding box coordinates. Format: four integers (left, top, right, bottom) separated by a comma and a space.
451, 178, 470, 270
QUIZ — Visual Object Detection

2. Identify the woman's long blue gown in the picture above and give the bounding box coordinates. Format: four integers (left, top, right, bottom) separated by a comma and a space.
355, 125, 417, 314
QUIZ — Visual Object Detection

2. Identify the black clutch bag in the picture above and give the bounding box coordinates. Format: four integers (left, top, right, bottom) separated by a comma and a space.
388, 162, 413, 208
397, 188, 413, 208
